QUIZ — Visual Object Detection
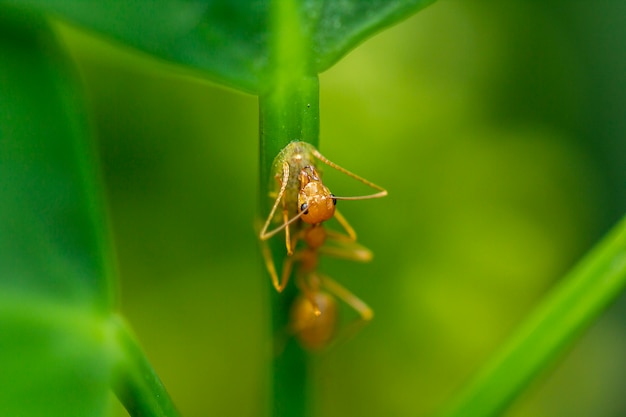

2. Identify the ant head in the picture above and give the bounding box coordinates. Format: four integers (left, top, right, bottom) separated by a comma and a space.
298, 166, 337, 224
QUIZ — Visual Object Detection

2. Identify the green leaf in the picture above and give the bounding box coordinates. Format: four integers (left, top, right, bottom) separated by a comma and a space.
0, 296, 113, 417
309, 0, 437, 72
0, 11, 114, 316
0, 12, 115, 416
1, 0, 435, 93
438, 214, 626, 417
0, 12, 180, 417
111, 316, 182, 417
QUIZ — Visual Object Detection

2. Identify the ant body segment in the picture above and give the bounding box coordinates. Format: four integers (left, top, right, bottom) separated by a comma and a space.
259, 141, 387, 350
282, 223, 376, 350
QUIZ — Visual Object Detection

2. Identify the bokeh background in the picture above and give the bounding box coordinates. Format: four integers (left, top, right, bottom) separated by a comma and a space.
56, 0, 625, 416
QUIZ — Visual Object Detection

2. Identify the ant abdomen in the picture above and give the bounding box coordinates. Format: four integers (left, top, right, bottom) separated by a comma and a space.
290, 292, 338, 351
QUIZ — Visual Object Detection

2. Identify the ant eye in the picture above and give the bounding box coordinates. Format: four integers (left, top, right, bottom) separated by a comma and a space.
331, 194, 337, 205
300, 203, 309, 214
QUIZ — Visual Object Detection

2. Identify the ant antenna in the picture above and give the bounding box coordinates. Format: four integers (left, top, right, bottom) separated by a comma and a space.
260, 209, 307, 240
312, 149, 388, 200
332, 191, 387, 201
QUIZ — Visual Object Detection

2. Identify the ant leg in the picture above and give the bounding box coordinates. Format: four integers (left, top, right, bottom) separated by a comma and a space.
330, 209, 357, 241
321, 275, 373, 321
281, 189, 305, 256
281, 200, 293, 255
317, 242, 373, 263
312, 149, 388, 199
259, 160, 307, 249
260, 240, 281, 292
261, 240, 298, 292
278, 254, 296, 292
259, 161, 290, 241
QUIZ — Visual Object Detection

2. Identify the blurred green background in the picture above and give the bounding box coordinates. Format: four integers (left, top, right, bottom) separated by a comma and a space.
55, 0, 625, 416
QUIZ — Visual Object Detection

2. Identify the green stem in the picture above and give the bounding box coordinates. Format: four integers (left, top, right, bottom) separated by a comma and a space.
258, 76, 319, 417
111, 316, 181, 417
439, 214, 626, 417
259, 75, 320, 183
259, 1, 319, 417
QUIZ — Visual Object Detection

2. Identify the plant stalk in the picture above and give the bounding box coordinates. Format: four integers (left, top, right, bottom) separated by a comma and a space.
258, 74, 319, 417
111, 316, 181, 417
439, 214, 626, 417
258, 1, 319, 416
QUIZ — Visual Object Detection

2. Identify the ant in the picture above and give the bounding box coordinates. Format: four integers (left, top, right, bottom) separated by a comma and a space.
259, 141, 387, 350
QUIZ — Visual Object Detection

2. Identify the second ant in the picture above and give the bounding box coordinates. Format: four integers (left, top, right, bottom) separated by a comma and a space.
259, 141, 387, 350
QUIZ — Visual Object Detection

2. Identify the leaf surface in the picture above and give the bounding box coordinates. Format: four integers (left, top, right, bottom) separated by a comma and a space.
0, 13, 115, 417
1, 0, 435, 92
0, 11, 113, 313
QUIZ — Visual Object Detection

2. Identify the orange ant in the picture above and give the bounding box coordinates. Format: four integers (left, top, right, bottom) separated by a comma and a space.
259, 141, 387, 349
282, 223, 378, 350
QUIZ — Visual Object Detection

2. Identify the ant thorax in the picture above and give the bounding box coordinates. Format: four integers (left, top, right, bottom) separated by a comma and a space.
303, 225, 326, 249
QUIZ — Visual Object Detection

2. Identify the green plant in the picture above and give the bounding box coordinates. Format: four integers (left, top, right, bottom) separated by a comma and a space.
1, 1, 625, 417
